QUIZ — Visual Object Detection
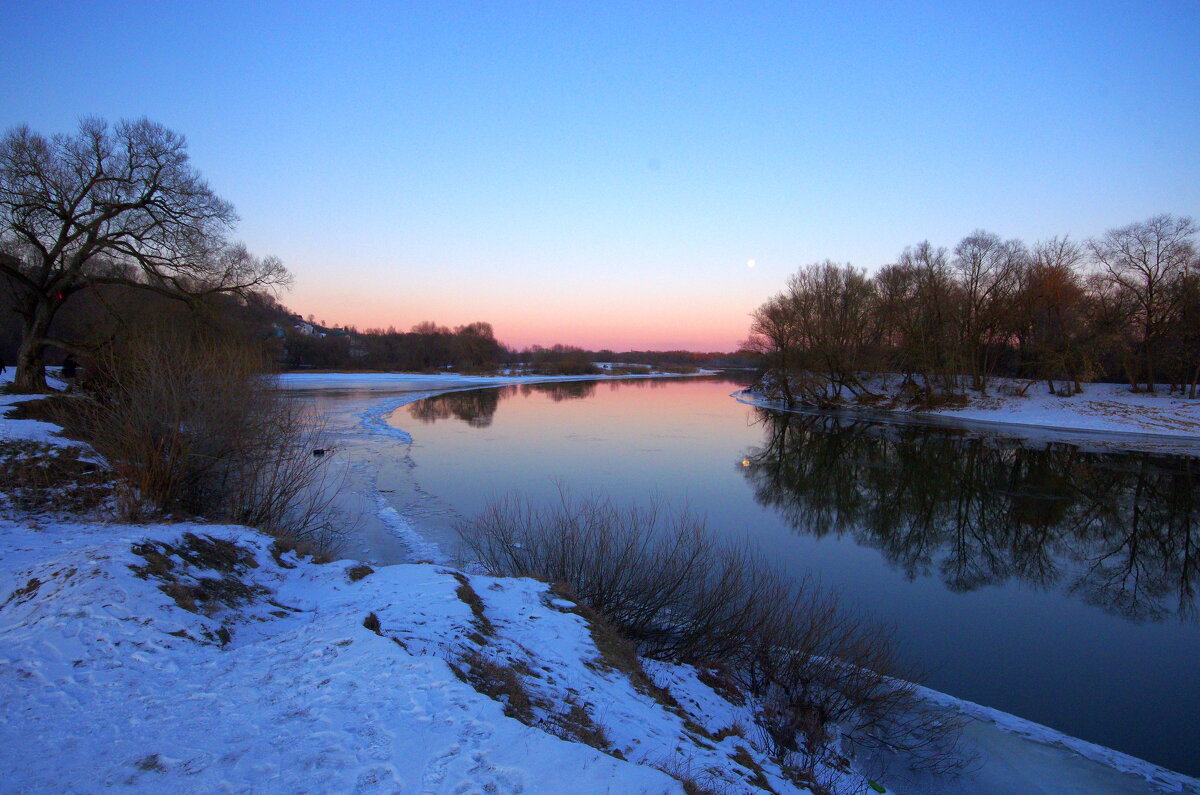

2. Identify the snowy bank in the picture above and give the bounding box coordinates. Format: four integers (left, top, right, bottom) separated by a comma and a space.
1, 369, 78, 447
0, 518, 853, 794
737, 378, 1200, 448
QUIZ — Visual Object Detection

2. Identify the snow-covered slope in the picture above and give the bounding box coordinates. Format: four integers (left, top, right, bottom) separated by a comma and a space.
0, 518, 835, 794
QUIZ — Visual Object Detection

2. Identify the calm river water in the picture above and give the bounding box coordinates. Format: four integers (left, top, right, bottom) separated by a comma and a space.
359, 374, 1199, 775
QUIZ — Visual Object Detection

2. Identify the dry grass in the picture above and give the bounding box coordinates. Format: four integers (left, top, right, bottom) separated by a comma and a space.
545, 701, 612, 752
347, 564, 374, 582
0, 440, 115, 515
712, 723, 747, 742
697, 667, 746, 707
729, 745, 777, 792
450, 572, 495, 638
453, 648, 536, 724
649, 757, 738, 795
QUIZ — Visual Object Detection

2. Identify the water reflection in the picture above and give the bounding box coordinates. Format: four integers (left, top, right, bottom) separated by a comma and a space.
408, 387, 505, 427
406, 374, 755, 427
742, 410, 1199, 622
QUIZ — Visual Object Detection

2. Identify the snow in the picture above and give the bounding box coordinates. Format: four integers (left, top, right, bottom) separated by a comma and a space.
0, 518, 839, 794
0, 368, 79, 447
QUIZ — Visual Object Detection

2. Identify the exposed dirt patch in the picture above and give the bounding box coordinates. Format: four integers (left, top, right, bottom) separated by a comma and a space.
347, 564, 375, 582
450, 571, 494, 637
130, 533, 268, 616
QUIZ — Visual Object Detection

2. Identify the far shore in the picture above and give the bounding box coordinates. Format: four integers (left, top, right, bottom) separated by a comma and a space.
735, 378, 1200, 447
276, 367, 716, 390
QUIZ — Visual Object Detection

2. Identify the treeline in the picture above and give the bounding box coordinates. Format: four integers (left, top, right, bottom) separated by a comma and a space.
286, 318, 505, 372
279, 318, 758, 374
0, 280, 287, 374
748, 214, 1200, 406
1, 285, 756, 379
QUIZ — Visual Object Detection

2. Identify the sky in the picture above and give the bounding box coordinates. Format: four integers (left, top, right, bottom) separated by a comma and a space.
3, 1, 1198, 351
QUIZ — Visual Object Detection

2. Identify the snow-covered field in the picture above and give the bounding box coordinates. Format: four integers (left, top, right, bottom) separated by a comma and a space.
738, 378, 1200, 447
2, 369, 1198, 793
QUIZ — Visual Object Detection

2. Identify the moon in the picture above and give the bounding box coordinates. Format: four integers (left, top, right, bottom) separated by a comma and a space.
747, 259, 757, 269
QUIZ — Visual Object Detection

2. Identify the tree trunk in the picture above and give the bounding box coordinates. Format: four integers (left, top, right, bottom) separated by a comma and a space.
12, 297, 56, 393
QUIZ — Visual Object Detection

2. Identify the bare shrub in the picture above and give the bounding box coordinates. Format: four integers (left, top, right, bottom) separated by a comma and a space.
459, 492, 776, 663
56, 323, 342, 551
458, 492, 966, 775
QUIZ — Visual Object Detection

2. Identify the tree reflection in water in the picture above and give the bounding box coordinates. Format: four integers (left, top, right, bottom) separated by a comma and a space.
407, 387, 507, 427
407, 382, 600, 428
742, 409, 1199, 622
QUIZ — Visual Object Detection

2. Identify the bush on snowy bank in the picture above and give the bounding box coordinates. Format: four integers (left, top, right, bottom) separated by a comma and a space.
457, 493, 968, 782
42, 322, 343, 552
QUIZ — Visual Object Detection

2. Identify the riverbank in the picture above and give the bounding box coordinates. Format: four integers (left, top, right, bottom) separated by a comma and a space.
2, 370, 1198, 793
736, 378, 1200, 447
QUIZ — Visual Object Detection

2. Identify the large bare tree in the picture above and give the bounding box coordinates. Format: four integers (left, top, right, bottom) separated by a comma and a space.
952, 230, 1024, 392
1088, 214, 1197, 391
0, 117, 289, 391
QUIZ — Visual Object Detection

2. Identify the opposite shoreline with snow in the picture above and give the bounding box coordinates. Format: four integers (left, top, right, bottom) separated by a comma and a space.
734, 378, 1200, 454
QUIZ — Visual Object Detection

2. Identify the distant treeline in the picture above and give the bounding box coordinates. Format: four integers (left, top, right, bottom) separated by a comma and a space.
748, 214, 1200, 406
1, 282, 758, 376
279, 316, 759, 373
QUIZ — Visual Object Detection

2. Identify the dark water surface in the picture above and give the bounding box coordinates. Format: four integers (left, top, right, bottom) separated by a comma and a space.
391, 375, 1200, 776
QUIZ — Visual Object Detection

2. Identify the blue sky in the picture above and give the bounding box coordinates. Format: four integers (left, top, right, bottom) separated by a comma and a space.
3, 1, 1198, 349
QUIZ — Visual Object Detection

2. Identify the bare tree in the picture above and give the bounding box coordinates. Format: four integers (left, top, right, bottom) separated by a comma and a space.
952, 230, 1024, 392
781, 261, 879, 405
1088, 214, 1197, 392
746, 292, 802, 405
0, 117, 290, 391
895, 241, 960, 397
1011, 236, 1096, 394
1165, 260, 1200, 397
